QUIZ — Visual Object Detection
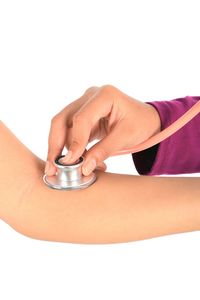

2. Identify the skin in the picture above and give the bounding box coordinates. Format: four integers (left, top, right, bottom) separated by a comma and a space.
45, 85, 162, 176
0, 120, 200, 244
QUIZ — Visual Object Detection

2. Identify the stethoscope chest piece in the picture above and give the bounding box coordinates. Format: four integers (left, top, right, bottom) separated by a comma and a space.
43, 155, 97, 190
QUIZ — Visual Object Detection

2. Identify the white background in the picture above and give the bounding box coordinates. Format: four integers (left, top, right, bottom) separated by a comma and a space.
0, 0, 200, 299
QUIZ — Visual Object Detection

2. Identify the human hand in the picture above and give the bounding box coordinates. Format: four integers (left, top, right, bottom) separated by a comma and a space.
45, 85, 161, 176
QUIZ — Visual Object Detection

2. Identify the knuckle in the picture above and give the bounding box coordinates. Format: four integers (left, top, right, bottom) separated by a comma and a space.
101, 84, 115, 93
51, 114, 60, 126
95, 147, 109, 161
72, 112, 93, 138
72, 112, 83, 123
73, 112, 92, 127
71, 140, 82, 149
84, 86, 98, 94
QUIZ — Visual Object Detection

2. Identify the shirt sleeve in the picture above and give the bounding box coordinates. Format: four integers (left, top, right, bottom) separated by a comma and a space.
131, 95, 200, 175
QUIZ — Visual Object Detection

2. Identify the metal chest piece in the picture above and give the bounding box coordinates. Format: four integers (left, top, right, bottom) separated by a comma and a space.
43, 155, 97, 190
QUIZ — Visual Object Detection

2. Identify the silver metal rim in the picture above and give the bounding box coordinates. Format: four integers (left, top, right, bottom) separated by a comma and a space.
43, 171, 97, 190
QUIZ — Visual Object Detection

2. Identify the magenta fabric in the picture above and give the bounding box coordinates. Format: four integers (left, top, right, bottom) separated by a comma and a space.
131, 96, 200, 175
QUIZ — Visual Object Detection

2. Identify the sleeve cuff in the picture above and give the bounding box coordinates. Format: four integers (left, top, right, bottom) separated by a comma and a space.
132, 96, 200, 175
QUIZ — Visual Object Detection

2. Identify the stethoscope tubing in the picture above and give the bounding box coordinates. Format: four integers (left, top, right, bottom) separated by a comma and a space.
113, 99, 200, 156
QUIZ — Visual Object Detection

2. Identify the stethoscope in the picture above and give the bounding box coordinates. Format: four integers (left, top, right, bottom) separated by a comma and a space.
43, 97, 200, 190
43, 155, 96, 190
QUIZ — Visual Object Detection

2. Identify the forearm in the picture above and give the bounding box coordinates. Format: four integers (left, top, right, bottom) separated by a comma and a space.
0, 121, 43, 227
0, 121, 200, 244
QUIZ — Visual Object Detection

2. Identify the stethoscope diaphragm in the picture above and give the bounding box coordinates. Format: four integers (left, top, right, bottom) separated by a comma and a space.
43, 155, 97, 190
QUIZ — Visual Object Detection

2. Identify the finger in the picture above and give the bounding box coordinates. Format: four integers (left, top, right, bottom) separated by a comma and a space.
55, 89, 100, 159
45, 87, 99, 174
62, 88, 114, 164
82, 121, 127, 175
45, 117, 67, 175
95, 161, 107, 171
45, 93, 92, 173
61, 113, 92, 164
82, 148, 107, 171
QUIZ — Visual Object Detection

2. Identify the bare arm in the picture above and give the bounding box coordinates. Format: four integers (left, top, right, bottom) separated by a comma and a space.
0, 120, 200, 244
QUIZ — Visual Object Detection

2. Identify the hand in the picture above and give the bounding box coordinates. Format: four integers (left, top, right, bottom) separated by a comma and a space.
45, 85, 161, 176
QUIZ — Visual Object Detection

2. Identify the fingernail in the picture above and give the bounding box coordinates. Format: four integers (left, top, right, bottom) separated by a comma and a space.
82, 159, 96, 176
62, 150, 73, 163
45, 161, 50, 174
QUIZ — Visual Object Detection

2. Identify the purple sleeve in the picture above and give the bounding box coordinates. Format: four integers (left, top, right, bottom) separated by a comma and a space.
131, 96, 200, 175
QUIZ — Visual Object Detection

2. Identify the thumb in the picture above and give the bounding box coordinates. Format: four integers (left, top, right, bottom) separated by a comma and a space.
82, 139, 110, 176
82, 122, 128, 176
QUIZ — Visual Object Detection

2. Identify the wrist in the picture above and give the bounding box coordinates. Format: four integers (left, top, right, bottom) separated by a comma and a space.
144, 103, 161, 137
